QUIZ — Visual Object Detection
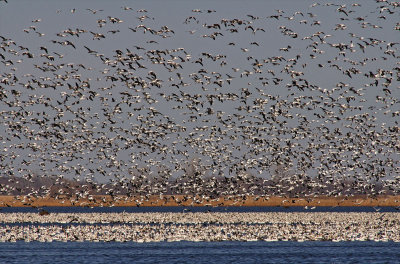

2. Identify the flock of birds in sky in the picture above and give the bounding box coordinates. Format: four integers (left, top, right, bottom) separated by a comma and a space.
0, 0, 399, 200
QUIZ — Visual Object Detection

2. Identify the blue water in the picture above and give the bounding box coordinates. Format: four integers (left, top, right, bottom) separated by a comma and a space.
1, 206, 399, 213
1, 241, 399, 264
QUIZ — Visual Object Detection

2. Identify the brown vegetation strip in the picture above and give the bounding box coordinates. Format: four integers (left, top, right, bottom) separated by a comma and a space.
1, 195, 400, 207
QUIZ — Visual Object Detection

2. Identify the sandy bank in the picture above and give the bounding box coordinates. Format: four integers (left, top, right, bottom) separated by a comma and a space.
1, 195, 400, 207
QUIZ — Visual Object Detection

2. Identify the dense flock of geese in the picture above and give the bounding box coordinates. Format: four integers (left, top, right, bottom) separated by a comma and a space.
1, 212, 400, 242
0, 0, 399, 201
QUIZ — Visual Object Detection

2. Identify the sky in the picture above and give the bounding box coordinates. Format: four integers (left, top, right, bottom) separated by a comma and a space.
0, 0, 399, 186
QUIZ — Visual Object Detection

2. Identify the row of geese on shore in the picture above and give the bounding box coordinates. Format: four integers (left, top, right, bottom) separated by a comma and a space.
1, 212, 399, 242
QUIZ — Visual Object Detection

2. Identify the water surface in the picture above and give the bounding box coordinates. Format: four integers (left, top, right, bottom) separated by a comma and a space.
1, 241, 399, 264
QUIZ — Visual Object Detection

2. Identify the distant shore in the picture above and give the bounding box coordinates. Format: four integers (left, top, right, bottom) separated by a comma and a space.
1, 195, 400, 207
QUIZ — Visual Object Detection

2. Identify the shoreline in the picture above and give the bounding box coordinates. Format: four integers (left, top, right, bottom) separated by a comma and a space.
1, 195, 400, 207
